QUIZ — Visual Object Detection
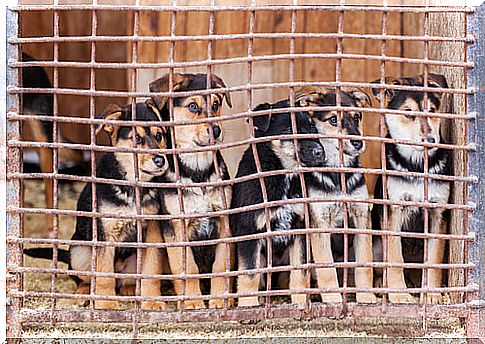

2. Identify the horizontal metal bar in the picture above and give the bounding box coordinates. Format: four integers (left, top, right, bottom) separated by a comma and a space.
9, 32, 475, 44
10, 5, 476, 14
17, 303, 470, 324
8, 53, 474, 70
10, 225, 474, 250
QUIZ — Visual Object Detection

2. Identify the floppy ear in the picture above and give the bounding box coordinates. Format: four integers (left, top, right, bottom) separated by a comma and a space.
211, 74, 232, 108
95, 103, 123, 136
427, 73, 448, 89
251, 103, 272, 133
345, 87, 372, 108
149, 73, 188, 110
145, 98, 163, 122
370, 77, 400, 105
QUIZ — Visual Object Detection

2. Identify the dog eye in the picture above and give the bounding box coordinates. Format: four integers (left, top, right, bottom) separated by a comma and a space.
188, 102, 199, 113
429, 108, 436, 113
155, 132, 163, 142
212, 101, 219, 113
329, 115, 338, 126
135, 134, 144, 145
404, 108, 415, 120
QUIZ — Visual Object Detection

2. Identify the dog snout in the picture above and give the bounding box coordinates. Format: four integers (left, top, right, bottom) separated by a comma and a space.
210, 125, 222, 140
350, 139, 363, 151
299, 140, 325, 166
152, 155, 166, 168
312, 146, 325, 162
427, 135, 436, 144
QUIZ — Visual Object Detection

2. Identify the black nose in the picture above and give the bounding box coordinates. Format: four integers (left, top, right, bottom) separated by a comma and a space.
350, 140, 363, 150
211, 125, 221, 139
312, 146, 325, 161
427, 135, 436, 144
152, 155, 165, 168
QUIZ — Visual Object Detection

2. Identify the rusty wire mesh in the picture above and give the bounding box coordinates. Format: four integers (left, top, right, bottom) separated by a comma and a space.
4, 1, 482, 339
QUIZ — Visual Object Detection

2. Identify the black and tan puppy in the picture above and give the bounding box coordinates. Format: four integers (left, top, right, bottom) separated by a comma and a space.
25, 100, 169, 310
22, 53, 84, 237
371, 74, 451, 304
149, 73, 233, 309
294, 87, 376, 303
230, 100, 326, 307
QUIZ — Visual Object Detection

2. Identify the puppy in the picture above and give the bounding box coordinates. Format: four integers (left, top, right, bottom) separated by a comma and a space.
295, 87, 376, 303
149, 73, 233, 309
370, 74, 451, 304
22, 53, 84, 237
25, 100, 169, 310
230, 100, 325, 307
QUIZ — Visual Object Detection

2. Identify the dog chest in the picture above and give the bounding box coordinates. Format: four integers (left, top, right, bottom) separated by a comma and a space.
387, 176, 450, 204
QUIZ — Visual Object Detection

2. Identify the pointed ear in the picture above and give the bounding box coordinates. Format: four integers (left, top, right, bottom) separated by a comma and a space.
251, 103, 272, 133
371, 77, 400, 105
95, 104, 123, 136
345, 87, 372, 108
145, 98, 163, 122
427, 73, 448, 89
149, 73, 188, 110
211, 74, 232, 108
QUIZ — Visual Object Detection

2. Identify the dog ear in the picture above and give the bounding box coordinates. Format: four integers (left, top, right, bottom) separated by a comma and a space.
149, 73, 188, 110
95, 103, 123, 136
211, 74, 232, 108
145, 98, 163, 122
345, 88, 372, 108
426, 73, 448, 89
295, 90, 321, 108
370, 77, 400, 105
251, 103, 272, 133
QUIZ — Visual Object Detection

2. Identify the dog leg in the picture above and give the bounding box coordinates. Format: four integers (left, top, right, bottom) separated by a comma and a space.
387, 206, 415, 304
141, 220, 166, 311
311, 229, 342, 303
209, 217, 234, 309
164, 220, 205, 310
74, 282, 90, 307
289, 235, 307, 305
421, 210, 446, 304
352, 204, 377, 303
94, 246, 119, 310
237, 239, 262, 307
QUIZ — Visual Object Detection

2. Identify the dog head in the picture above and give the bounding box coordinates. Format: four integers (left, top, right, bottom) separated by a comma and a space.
96, 99, 168, 181
371, 74, 448, 153
252, 101, 325, 168
149, 73, 232, 148
296, 87, 371, 164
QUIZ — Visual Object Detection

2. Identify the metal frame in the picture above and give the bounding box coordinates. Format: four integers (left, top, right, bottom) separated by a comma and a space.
4, 1, 484, 339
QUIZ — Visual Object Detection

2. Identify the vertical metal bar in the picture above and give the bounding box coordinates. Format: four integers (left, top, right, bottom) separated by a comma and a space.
466, 3, 484, 340
0, 2, 8, 339
5, 2, 22, 339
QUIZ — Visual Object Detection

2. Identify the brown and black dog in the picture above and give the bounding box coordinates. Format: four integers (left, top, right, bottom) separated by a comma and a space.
25, 99, 169, 310
149, 73, 233, 309
370, 74, 451, 304
295, 87, 376, 303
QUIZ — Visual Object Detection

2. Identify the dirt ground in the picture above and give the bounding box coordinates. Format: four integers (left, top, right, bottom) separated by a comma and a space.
19, 180, 466, 339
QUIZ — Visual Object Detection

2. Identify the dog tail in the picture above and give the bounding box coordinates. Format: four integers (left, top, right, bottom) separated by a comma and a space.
24, 247, 70, 264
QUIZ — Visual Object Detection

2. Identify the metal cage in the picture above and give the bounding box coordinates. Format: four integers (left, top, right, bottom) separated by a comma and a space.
3, 1, 484, 340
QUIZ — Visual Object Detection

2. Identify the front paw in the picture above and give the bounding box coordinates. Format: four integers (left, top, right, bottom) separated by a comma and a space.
179, 299, 206, 310
356, 293, 377, 303
291, 294, 307, 305
95, 300, 120, 310
320, 293, 343, 303
119, 284, 136, 296
142, 300, 167, 311
238, 296, 260, 307
209, 298, 234, 309
421, 292, 442, 304
389, 293, 416, 304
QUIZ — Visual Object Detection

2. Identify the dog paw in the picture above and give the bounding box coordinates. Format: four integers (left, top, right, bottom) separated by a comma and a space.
179, 300, 206, 310
95, 300, 120, 310
141, 300, 166, 311
119, 285, 136, 296
421, 292, 442, 304
320, 293, 343, 303
237, 296, 260, 307
389, 293, 416, 304
291, 294, 307, 305
209, 298, 234, 309
356, 293, 377, 303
